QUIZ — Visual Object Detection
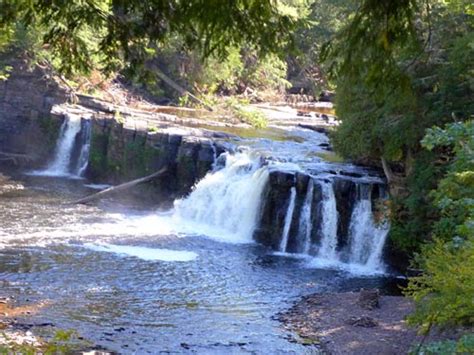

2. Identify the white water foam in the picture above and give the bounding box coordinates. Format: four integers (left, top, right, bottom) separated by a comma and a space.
174, 152, 269, 244
297, 179, 314, 254
279, 187, 297, 252
74, 119, 91, 176
82, 243, 198, 262
31, 113, 82, 177
306, 183, 389, 275
317, 181, 339, 260
347, 187, 390, 271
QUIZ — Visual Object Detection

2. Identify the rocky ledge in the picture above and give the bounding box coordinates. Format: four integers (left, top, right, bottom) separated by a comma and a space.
278, 290, 459, 355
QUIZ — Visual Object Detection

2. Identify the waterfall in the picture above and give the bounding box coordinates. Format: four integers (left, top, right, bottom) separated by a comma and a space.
39, 113, 82, 177
74, 119, 92, 177
279, 187, 297, 252
297, 180, 314, 254
31, 113, 91, 178
174, 152, 269, 243
298, 180, 390, 274
317, 181, 339, 260
347, 184, 390, 270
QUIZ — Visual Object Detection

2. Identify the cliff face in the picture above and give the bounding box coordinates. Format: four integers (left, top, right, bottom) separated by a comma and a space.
0, 59, 227, 204
0, 58, 67, 167
86, 115, 226, 204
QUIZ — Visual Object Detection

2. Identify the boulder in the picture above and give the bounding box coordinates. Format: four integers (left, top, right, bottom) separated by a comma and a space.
357, 289, 380, 310
345, 316, 378, 328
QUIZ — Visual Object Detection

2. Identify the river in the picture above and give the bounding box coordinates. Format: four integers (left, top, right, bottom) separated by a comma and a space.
0, 110, 399, 353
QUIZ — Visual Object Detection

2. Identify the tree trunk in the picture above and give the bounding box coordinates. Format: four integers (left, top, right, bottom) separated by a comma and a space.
70, 167, 167, 204
381, 157, 396, 184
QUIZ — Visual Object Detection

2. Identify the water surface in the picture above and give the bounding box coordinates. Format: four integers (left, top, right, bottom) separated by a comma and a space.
0, 175, 397, 353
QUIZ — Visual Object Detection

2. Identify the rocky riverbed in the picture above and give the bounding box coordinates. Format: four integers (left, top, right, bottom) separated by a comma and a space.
278, 290, 464, 354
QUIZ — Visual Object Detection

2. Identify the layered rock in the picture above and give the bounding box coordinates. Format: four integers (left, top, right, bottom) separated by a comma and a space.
86, 114, 228, 203
0, 58, 67, 168
255, 169, 388, 262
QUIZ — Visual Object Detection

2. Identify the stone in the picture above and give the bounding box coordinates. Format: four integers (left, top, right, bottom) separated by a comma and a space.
345, 316, 378, 328
358, 288, 380, 310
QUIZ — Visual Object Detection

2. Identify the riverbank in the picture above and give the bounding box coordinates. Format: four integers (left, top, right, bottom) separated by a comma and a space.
278, 290, 447, 354
0, 297, 45, 349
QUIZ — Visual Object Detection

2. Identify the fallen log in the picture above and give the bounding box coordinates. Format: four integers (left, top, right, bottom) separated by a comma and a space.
71, 167, 167, 204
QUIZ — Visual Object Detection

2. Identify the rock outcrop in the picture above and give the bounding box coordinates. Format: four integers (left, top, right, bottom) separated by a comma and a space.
0, 57, 67, 167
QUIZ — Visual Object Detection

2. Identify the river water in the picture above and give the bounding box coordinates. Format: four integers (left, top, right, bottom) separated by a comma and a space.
0, 173, 398, 354
0, 110, 399, 353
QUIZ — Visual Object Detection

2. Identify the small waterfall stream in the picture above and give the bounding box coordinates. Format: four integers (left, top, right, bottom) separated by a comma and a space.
40, 113, 82, 176
317, 181, 339, 260
347, 184, 390, 270
297, 179, 314, 254
33, 113, 91, 178
74, 119, 92, 177
279, 187, 297, 252
276, 177, 389, 273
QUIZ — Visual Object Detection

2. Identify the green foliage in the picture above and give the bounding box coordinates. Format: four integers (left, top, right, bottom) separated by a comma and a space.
0, 0, 297, 76
327, 0, 473, 258
410, 334, 474, 355
405, 237, 474, 332
330, 0, 473, 160
224, 98, 268, 128
422, 121, 474, 242
388, 151, 442, 252
405, 121, 474, 333
288, 0, 356, 94
234, 107, 268, 129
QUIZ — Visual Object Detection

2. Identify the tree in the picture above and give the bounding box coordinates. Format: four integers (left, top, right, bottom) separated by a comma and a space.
324, 0, 473, 254
405, 121, 474, 335
0, 0, 298, 76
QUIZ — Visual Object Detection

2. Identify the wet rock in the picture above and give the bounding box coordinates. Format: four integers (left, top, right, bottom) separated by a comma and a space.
319, 91, 335, 102
339, 170, 364, 179
332, 178, 357, 249
180, 343, 191, 349
269, 170, 296, 188
254, 171, 296, 249
358, 289, 380, 310
0, 56, 67, 167
295, 173, 309, 194
345, 316, 378, 328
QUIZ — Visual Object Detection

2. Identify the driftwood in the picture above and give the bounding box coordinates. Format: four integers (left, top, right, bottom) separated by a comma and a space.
71, 167, 167, 204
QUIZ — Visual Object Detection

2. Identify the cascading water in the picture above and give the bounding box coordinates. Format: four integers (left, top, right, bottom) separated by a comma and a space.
32, 113, 92, 178
300, 180, 389, 274
347, 184, 390, 270
279, 187, 297, 252
38, 113, 82, 177
296, 179, 314, 254
317, 181, 339, 260
174, 152, 269, 243
74, 119, 92, 177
